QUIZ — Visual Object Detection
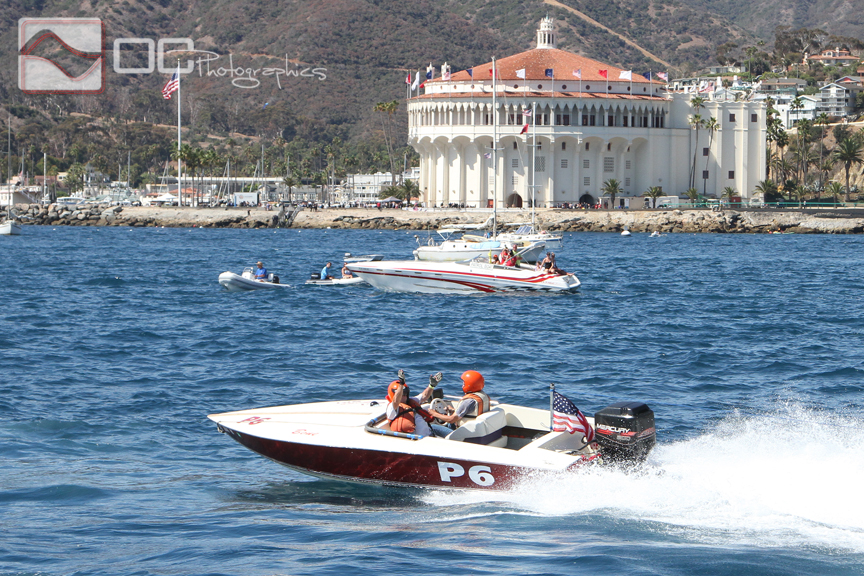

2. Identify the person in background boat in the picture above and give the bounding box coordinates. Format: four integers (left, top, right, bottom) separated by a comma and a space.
254, 261, 268, 281
320, 262, 333, 280
386, 370, 448, 437
540, 253, 554, 273
497, 247, 509, 265
548, 252, 567, 275
429, 370, 491, 430
341, 262, 354, 279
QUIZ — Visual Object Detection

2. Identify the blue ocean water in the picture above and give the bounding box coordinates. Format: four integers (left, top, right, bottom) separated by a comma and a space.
2, 225, 863, 576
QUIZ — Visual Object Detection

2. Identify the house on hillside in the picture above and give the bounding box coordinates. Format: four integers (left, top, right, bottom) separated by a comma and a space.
819, 77, 864, 118
409, 17, 766, 205
760, 78, 806, 96
771, 94, 820, 128
806, 48, 860, 67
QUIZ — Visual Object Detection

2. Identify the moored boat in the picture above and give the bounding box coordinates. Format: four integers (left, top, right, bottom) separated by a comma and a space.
207, 393, 655, 490
414, 235, 546, 264
0, 220, 22, 235
347, 258, 580, 294
496, 224, 563, 249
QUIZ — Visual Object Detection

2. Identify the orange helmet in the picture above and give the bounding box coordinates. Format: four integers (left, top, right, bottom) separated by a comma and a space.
386, 380, 407, 402
461, 370, 484, 393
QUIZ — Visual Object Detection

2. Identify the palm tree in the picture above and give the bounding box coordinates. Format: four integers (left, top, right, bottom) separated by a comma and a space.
402, 179, 420, 204
283, 173, 299, 203
684, 187, 700, 207
832, 137, 864, 202
202, 149, 220, 205
688, 96, 706, 189
818, 157, 835, 201
721, 186, 737, 206
601, 178, 623, 208
374, 100, 400, 183
825, 181, 844, 204
754, 179, 779, 202
702, 116, 718, 196
311, 171, 327, 204
643, 185, 664, 208
815, 112, 829, 189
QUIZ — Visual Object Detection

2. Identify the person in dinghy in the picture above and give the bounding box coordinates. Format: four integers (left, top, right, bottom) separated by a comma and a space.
428, 370, 491, 428
386, 370, 450, 438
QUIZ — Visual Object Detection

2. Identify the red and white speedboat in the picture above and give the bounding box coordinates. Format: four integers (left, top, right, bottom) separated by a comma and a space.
208, 395, 655, 490
346, 259, 580, 294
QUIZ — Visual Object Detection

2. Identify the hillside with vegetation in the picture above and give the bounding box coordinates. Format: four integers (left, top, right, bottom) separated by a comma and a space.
0, 0, 862, 196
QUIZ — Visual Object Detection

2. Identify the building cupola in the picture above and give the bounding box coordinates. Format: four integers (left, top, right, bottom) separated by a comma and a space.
536, 16, 556, 49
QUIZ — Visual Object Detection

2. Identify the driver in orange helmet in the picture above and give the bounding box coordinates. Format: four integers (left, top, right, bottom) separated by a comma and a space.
429, 370, 491, 429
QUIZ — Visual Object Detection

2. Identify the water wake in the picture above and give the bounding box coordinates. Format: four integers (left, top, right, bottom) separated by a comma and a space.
424, 403, 864, 552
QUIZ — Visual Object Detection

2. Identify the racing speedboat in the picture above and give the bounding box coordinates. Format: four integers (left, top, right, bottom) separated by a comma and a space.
346, 258, 580, 294
218, 268, 289, 291
208, 394, 655, 490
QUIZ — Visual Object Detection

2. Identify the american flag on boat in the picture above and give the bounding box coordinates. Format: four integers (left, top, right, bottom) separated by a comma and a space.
162, 72, 179, 100
552, 391, 595, 441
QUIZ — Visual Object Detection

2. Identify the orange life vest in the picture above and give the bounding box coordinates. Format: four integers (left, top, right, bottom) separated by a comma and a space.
389, 398, 433, 433
461, 391, 490, 417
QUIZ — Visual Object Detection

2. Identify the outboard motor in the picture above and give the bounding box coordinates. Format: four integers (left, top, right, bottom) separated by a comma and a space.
594, 402, 655, 463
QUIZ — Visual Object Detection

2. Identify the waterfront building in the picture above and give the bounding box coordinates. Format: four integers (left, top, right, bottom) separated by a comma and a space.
408, 18, 767, 207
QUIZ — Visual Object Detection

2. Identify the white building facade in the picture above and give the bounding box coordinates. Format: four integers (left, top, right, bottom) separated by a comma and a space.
408, 18, 767, 206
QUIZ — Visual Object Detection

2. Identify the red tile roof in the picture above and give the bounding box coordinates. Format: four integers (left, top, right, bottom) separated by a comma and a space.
413, 90, 664, 101
438, 48, 660, 84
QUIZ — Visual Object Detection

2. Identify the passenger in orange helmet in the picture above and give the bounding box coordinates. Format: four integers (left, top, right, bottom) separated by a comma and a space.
385, 369, 448, 437
429, 370, 491, 429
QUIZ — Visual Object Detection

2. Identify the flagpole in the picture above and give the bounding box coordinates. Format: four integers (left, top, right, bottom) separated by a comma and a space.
492, 56, 497, 239
531, 100, 536, 229
176, 59, 182, 207
549, 383, 555, 430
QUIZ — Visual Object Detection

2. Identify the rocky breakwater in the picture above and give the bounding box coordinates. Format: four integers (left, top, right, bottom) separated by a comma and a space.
299, 208, 864, 234
539, 209, 864, 234
4, 204, 287, 228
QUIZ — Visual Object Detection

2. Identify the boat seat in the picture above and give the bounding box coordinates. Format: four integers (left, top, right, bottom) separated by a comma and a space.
446, 409, 508, 447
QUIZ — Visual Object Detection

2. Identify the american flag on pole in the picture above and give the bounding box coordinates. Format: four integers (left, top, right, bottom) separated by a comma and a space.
162, 72, 179, 100
552, 391, 595, 441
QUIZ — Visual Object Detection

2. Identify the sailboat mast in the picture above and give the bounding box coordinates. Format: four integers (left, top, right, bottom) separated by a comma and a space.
492, 56, 497, 238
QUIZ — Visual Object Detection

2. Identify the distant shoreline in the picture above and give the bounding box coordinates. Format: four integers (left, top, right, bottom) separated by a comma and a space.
6, 203, 864, 234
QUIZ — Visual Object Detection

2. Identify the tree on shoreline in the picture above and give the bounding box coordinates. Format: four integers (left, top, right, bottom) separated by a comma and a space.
832, 137, 864, 202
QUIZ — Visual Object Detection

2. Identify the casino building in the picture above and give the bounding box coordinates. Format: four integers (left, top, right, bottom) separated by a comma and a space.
408, 18, 766, 208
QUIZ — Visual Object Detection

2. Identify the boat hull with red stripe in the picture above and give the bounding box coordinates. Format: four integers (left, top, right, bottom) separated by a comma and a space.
345, 260, 580, 294
208, 399, 603, 490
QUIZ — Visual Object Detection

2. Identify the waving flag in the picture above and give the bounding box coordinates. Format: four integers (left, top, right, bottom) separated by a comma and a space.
522, 108, 532, 117
573, 69, 582, 79
657, 72, 668, 81
516, 68, 526, 79
552, 391, 595, 441
545, 68, 554, 78
467, 69, 473, 78
642, 72, 652, 81
619, 70, 632, 80
162, 71, 179, 100
411, 71, 419, 90
405, 72, 411, 85
598, 69, 608, 79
